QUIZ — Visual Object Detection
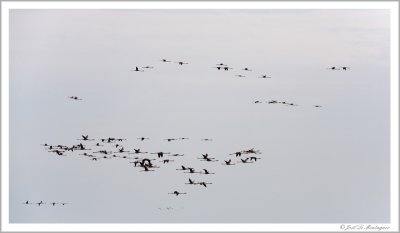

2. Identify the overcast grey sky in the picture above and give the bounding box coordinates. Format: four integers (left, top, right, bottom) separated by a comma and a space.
9, 9, 390, 223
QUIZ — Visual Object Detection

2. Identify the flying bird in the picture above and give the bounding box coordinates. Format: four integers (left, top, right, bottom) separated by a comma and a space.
130, 148, 148, 154
151, 152, 171, 158
240, 158, 253, 163
161, 159, 174, 164
79, 135, 93, 141
169, 153, 184, 157
176, 165, 188, 171
229, 151, 242, 157
130, 66, 144, 72
168, 191, 187, 196
36, 201, 45, 206
235, 75, 246, 78
68, 96, 82, 100
198, 182, 212, 187
327, 66, 340, 70
249, 156, 261, 162
201, 138, 213, 141
137, 137, 150, 141
164, 138, 177, 142
223, 159, 235, 166
202, 169, 215, 175
185, 178, 197, 185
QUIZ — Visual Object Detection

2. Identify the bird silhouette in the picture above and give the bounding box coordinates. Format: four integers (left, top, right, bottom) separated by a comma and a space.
151, 152, 170, 158
175, 61, 188, 65
129, 148, 148, 154
201, 138, 213, 141
116, 147, 129, 153
259, 75, 271, 79
327, 66, 340, 70
80, 152, 94, 157
168, 191, 187, 196
186, 168, 198, 174
164, 138, 177, 142
200, 157, 218, 162
185, 178, 197, 185
201, 169, 215, 175
161, 159, 174, 164
161, 59, 171, 62
93, 150, 111, 155
50, 150, 65, 156
242, 148, 259, 154
141, 165, 155, 172
68, 96, 82, 100
240, 158, 253, 163
223, 159, 235, 165
198, 182, 212, 187
130, 66, 144, 72
249, 156, 261, 162
176, 165, 188, 171
79, 135, 94, 141
36, 201, 45, 206
137, 137, 149, 141
169, 153, 184, 157
233, 152, 242, 157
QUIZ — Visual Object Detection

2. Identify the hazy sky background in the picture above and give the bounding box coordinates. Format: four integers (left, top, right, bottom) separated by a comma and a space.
9, 9, 390, 223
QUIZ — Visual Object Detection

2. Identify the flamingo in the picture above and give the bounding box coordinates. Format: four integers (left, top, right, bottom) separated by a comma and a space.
130, 66, 144, 72
168, 191, 187, 196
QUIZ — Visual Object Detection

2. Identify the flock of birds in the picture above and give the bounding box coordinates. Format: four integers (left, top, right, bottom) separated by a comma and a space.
23, 200, 68, 206
30, 58, 350, 207
130, 59, 274, 80
40, 135, 262, 197
327, 66, 351, 71
68, 60, 350, 109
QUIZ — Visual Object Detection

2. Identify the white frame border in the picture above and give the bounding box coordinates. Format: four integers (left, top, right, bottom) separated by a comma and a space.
1, 1, 398, 232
